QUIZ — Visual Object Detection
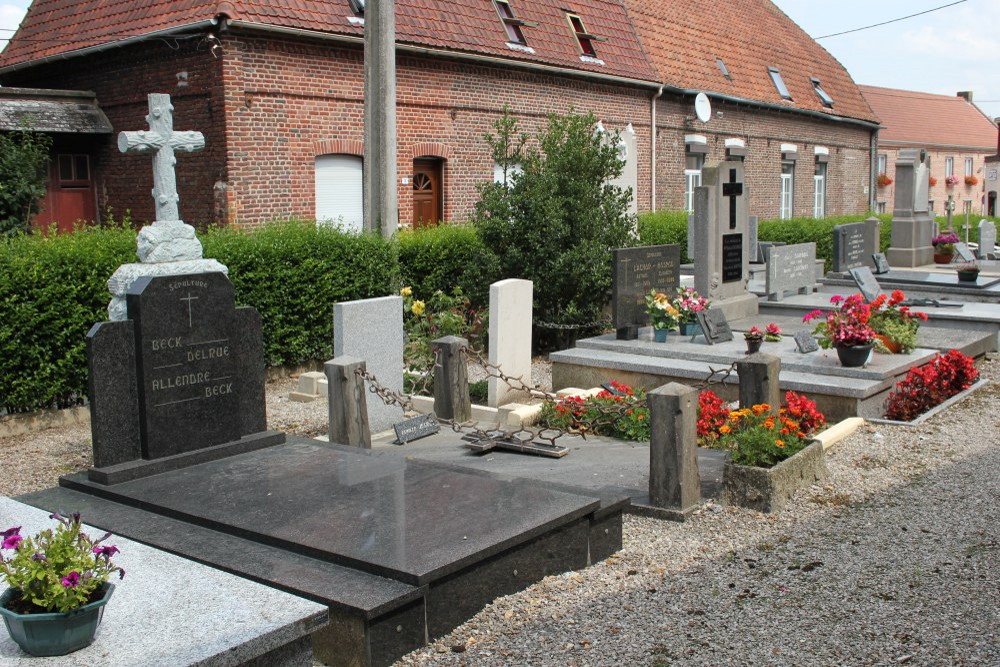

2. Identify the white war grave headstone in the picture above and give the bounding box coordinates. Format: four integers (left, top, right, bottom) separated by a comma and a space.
886, 148, 934, 267
488, 279, 533, 407
107, 93, 227, 320
604, 122, 638, 216
693, 160, 758, 320
978, 220, 996, 259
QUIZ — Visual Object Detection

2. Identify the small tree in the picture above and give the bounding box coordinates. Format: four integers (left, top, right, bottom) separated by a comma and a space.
0, 125, 52, 235
473, 109, 635, 346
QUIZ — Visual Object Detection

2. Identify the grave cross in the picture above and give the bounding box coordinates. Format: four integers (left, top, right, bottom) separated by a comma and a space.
722, 168, 743, 230
117, 93, 205, 223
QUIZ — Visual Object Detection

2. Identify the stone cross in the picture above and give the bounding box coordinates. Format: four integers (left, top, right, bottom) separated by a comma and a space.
722, 168, 743, 230
117, 93, 205, 223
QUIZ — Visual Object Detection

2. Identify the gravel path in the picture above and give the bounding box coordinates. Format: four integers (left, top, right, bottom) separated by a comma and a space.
1, 357, 997, 666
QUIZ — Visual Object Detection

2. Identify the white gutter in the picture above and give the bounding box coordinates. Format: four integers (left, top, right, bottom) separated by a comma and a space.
0, 21, 219, 75
650, 85, 663, 211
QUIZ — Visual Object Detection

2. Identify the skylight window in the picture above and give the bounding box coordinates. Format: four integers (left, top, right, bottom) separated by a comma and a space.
494, 0, 535, 45
566, 13, 605, 57
811, 77, 834, 108
768, 66, 792, 100
348, 0, 364, 16
716, 58, 731, 80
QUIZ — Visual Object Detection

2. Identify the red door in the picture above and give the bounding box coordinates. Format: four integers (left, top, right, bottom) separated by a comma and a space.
34, 154, 97, 233
412, 159, 442, 227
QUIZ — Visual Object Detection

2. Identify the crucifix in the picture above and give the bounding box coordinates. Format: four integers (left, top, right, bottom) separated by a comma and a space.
722, 168, 743, 230
180, 293, 199, 327
117, 93, 205, 223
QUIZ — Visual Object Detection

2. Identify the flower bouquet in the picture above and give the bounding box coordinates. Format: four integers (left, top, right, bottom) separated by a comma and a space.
646, 290, 680, 340
671, 287, 710, 334
868, 290, 927, 354
945, 175, 960, 187
764, 323, 782, 342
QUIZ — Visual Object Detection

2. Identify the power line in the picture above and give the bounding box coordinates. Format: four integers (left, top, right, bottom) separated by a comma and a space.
814, 0, 969, 39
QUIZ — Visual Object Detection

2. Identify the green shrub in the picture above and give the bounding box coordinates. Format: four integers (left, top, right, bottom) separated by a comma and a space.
397, 224, 489, 306
202, 221, 398, 367
0, 225, 136, 412
0, 128, 52, 236
637, 210, 690, 262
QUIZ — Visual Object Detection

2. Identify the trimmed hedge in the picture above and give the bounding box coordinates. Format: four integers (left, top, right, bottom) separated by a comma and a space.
0, 226, 136, 412
396, 224, 489, 305
202, 221, 398, 367
637, 210, 690, 262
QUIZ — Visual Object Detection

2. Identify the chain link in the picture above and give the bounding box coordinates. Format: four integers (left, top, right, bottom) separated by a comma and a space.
534, 316, 612, 331
694, 361, 739, 390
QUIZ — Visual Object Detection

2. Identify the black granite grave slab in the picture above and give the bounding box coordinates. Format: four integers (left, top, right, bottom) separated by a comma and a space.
878, 270, 1000, 289
612, 245, 681, 338
87, 320, 141, 468
60, 441, 601, 586
235, 306, 267, 435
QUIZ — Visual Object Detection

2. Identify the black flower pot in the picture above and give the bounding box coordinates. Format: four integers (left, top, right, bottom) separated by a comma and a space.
745, 338, 763, 354
957, 269, 979, 283
835, 343, 874, 368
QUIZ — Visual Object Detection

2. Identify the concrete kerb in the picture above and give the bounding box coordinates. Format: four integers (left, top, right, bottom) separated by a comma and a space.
0, 405, 91, 439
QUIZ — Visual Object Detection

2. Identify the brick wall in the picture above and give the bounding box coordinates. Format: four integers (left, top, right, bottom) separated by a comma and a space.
875, 145, 991, 218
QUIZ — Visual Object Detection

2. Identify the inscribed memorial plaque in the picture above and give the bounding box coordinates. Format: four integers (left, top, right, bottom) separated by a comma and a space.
849, 266, 883, 303
793, 330, 819, 353
765, 242, 816, 301
721, 234, 743, 283
612, 245, 681, 338
954, 242, 976, 263
872, 253, 890, 274
833, 222, 870, 272
126, 273, 240, 458
393, 414, 440, 444
696, 309, 733, 345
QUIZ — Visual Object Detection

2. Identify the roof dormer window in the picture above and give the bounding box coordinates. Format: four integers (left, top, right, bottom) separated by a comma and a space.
348, 0, 364, 16
494, 0, 534, 45
811, 77, 834, 108
768, 66, 792, 100
566, 13, 603, 57
716, 58, 731, 81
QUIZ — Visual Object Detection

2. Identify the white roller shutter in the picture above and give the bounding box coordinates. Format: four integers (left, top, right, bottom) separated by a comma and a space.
315, 155, 363, 232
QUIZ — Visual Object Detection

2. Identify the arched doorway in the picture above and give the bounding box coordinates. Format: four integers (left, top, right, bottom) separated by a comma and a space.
412, 158, 442, 227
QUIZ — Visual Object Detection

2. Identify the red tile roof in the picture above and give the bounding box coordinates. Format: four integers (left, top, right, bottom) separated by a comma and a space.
0, 0, 659, 83
623, 0, 878, 124
860, 85, 998, 150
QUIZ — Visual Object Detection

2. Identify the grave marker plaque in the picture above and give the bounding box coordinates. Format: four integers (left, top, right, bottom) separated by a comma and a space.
393, 414, 440, 444
872, 253, 890, 274
127, 273, 241, 458
954, 242, 976, 263
722, 234, 743, 283
832, 222, 870, 272
612, 245, 681, 339
696, 309, 733, 345
849, 266, 883, 303
765, 242, 816, 301
793, 330, 819, 353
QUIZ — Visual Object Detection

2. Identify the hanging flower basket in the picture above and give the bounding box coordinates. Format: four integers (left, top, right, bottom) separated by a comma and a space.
928, 176, 938, 186
945, 175, 960, 187
965, 175, 979, 186
877, 173, 893, 187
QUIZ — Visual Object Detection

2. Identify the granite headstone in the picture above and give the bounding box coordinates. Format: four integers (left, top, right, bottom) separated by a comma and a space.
612, 245, 681, 339
696, 309, 733, 345
978, 220, 996, 259
832, 221, 877, 272
765, 242, 816, 301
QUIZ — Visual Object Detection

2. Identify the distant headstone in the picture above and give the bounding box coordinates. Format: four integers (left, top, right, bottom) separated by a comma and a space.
758, 241, 786, 264
488, 279, 533, 407
88, 272, 272, 466
979, 220, 997, 259
696, 308, 733, 345
334, 295, 404, 434
793, 330, 819, 353
765, 242, 816, 301
955, 242, 976, 263
832, 218, 880, 272
978, 220, 997, 259
608, 124, 638, 216
849, 266, 883, 303
748, 216, 759, 264
887, 148, 934, 267
612, 245, 681, 339
693, 160, 758, 320
872, 253, 890, 274
393, 414, 439, 444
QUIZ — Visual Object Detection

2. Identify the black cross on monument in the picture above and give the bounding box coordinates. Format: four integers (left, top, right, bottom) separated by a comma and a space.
722, 168, 743, 230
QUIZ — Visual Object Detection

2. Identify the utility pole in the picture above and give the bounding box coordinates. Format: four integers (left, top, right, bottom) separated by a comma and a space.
363, 0, 398, 238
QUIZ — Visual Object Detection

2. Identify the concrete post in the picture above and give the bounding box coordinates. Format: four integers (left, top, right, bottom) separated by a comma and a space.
648, 382, 700, 514
325, 356, 371, 448
363, 0, 397, 238
737, 352, 781, 415
432, 336, 471, 422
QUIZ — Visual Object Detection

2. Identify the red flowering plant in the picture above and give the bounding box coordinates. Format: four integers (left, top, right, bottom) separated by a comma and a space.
539, 380, 650, 441
945, 175, 960, 187
671, 287, 710, 324
1, 513, 124, 614
744, 326, 764, 341
965, 175, 979, 186
877, 173, 893, 187
803, 294, 876, 349
884, 350, 979, 421
764, 323, 782, 342
868, 290, 927, 354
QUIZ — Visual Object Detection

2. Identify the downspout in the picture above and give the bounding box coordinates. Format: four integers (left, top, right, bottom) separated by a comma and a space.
650, 85, 664, 211
870, 129, 877, 212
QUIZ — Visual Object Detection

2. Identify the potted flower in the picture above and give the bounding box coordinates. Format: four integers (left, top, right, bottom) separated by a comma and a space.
965, 175, 979, 186
957, 259, 980, 283
803, 294, 876, 367
764, 323, 782, 342
877, 173, 893, 187
0, 513, 124, 657
945, 175, 960, 187
671, 287, 710, 335
932, 230, 960, 263
645, 289, 680, 342
744, 326, 764, 354
929, 176, 938, 186
868, 290, 927, 354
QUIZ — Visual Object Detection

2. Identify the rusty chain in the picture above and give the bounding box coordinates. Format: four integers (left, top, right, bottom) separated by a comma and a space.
694, 361, 739, 390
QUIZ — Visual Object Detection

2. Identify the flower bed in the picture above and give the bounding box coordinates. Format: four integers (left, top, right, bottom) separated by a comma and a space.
883, 350, 979, 421
723, 441, 828, 513
539, 381, 649, 441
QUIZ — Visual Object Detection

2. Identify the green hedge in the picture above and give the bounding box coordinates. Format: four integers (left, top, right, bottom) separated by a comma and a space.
933, 214, 1000, 247
396, 224, 489, 304
636, 210, 690, 262
202, 221, 398, 367
0, 226, 136, 412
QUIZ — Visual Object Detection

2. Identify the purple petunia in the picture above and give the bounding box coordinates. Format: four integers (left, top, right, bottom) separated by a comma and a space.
1, 534, 22, 550
93, 545, 120, 558
61, 571, 81, 588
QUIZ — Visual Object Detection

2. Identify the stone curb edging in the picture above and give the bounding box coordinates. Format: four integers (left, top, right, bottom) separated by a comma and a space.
866, 378, 991, 427
0, 405, 90, 439
811, 417, 865, 451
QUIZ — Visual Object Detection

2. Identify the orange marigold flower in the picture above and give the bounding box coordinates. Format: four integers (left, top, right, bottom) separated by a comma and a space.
637, 414, 645, 420
719, 425, 732, 434
752, 404, 769, 415
775, 439, 785, 447
797, 431, 806, 438
764, 418, 775, 429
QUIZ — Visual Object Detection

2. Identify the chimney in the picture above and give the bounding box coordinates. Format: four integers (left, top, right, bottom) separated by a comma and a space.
958, 91, 974, 102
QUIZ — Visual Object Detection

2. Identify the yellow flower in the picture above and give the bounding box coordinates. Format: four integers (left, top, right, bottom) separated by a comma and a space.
775, 439, 785, 447
400, 286, 412, 297
411, 300, 425, 316
719, 425, 731, 434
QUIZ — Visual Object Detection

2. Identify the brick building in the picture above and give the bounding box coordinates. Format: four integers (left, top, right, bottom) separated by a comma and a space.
0, 0, 879, 228
861, 85, 998, 217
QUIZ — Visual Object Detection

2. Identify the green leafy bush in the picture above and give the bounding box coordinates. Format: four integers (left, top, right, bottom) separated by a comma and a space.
0, 225, 136, 412
0, 128, 52, 236
202, 221, 398, 366
397, 224, 489, 306
637, 210, 690, 262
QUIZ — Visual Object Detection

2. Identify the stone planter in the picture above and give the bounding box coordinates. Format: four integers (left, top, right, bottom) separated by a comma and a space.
723, 442, 828, 513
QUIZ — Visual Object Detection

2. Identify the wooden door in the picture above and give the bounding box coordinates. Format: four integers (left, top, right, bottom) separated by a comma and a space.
412, 159, 442, 227
34, 154, 97, 233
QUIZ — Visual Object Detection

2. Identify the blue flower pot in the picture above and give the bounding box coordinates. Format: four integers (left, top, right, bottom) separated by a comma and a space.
0, 583, 114, 657
680, 322, 701, 336
653, 328, 669, 342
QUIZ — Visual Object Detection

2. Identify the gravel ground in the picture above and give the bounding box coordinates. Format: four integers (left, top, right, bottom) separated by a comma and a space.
1, 357, 997, 666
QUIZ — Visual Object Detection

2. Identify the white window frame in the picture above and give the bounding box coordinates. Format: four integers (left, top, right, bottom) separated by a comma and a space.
877, 154, 887, 176
813, 163, 827, 219
945, 157, 954, 178
965, 158, 974, 177
683, 154, 704, 214
877, 201, 886, 214
780, 162, 794, 220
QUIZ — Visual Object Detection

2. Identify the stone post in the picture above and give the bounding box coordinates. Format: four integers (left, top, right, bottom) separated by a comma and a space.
737, 353, 781, 415
648, 383, 700, 514
326, 356, 371, 448
432, 336, 471, 422
363, 0, 397, 238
